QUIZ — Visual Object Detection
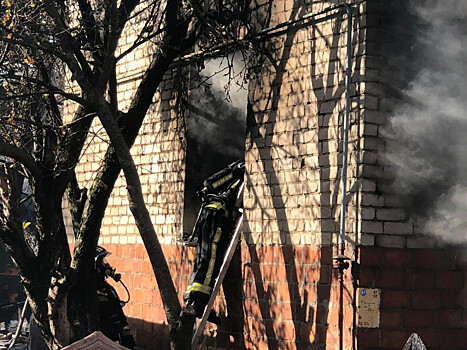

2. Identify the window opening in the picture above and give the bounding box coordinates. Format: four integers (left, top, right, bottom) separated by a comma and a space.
182, 55, 247, 235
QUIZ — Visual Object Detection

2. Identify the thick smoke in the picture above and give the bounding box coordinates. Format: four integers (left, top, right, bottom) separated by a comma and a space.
183, 55, 247, 232
185, 54, 248, 171
186, 55, 247, 158
384, 0, 467, 243
200, 55, 248, 113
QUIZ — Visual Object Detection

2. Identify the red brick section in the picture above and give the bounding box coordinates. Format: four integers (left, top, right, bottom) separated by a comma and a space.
82, 243, 467, 350
105, 244, 193, 350
102, 243, 345, 350
357, 247, 467, 350
241, 245, 344, 350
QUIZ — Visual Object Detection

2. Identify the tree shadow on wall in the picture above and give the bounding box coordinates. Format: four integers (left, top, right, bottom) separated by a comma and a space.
127, 272, 245, 350
245, 2, 363, 349
166, 246, 245, 349
127, 317, 171, 350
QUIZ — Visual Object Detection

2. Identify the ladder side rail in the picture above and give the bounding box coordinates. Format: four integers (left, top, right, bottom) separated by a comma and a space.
191, 211, 244, 350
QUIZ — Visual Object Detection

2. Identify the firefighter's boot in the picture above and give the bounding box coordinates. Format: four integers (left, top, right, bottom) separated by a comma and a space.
185, 299, 221, 325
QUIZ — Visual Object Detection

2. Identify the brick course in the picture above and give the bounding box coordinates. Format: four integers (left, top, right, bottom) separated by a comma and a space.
66, 0, 467, 349
100, 242, 467, 350
357, 247, 467, 350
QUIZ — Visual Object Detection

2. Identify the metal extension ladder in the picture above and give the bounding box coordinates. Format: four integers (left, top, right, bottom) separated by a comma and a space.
191, 209, 244, 350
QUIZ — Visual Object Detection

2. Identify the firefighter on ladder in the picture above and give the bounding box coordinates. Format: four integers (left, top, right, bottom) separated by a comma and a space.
183, 160, 244, 325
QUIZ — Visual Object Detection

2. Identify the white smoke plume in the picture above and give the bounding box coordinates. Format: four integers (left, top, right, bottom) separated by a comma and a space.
200, 54, 249, 112
384, 0, 467, 243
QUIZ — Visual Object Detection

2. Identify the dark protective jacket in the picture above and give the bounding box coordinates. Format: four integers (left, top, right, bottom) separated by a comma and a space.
97, 279, 135, 349
184, 177, 242, 314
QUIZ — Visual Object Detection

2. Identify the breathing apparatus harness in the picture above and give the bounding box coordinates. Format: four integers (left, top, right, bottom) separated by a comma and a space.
181, 159, 245, 246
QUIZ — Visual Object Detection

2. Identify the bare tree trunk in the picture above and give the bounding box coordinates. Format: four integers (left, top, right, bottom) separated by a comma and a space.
91, 93, 190, 347
0, 0, 210, 345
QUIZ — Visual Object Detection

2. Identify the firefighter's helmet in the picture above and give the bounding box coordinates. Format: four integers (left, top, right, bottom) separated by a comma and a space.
96, 245, 111, 261
95, 246, 120, 281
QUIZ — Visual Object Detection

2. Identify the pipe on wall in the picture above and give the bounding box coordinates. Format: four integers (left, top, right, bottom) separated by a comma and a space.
254, 3, 354, 255
254, 4, 355, 350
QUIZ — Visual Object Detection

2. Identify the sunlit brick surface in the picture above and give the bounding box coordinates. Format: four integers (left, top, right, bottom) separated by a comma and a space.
67, 0, 467, 349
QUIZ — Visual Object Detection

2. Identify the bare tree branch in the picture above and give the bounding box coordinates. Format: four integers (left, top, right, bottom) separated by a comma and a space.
0, 42, 10, 68
66, 171, 87, 236
115, 22, 175, 62
76, 0, 99, 54
42, 0, 96, 92
96, 0, 121, 92
117, 0, 141, 31
0, 142, 43, 178
37, 61, 62, 126
0, 36, 70, 62
0, 89, 88, 107
91, 91, 182, 324
0, 164, 36, 265
115, 1, 165, 62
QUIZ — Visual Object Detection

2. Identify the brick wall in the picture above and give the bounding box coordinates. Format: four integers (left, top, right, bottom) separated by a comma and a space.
352, 1, 467, 348
103, 244, 338, 350
357, 247, 467, 349
244, 0, 363, 349
67, 0, 467, 349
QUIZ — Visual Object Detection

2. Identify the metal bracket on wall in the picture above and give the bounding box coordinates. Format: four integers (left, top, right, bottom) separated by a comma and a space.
191, 210, 244, 350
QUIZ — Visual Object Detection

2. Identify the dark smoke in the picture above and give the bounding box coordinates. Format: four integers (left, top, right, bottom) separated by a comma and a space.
183, 56, 247, 233
383, 0, 467, 242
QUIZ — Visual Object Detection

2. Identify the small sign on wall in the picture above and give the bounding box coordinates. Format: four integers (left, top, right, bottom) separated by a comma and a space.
357, 288, 380, 328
